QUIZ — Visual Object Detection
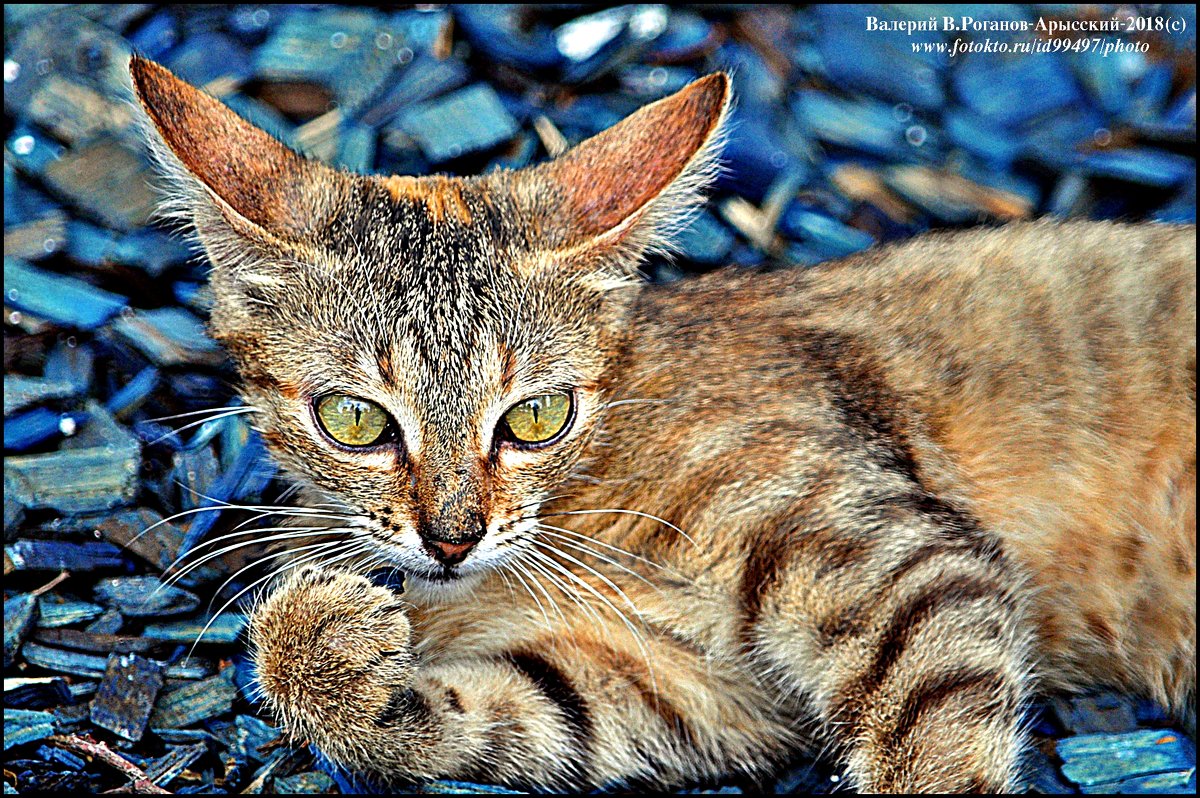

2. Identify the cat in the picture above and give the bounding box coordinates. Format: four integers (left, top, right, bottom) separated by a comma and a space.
130, 54, 1196, 793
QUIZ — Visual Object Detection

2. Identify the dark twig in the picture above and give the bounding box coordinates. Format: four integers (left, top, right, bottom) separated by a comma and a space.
46, 735, 171, 794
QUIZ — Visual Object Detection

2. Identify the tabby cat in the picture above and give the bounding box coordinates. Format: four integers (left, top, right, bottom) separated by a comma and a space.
130, 55, 1196, 793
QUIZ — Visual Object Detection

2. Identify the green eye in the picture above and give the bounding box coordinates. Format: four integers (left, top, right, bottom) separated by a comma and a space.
315, 394, 392, 447
501, 393, 573, 446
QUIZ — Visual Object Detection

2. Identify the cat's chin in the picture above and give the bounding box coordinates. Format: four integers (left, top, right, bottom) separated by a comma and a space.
402, 567, 488, 604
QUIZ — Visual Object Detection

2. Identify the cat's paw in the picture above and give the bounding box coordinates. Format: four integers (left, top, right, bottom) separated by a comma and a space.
250, 567, 413, 741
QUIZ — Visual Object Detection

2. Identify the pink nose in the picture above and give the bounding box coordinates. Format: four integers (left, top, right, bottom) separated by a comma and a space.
426, 539, 477, 566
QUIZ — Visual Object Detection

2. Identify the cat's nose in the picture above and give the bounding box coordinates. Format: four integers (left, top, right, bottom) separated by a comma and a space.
424, 537, 478, 566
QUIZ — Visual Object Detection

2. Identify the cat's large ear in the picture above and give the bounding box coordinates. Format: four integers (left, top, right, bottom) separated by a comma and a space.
512, 73, 730, 263
129, 54, 348, 245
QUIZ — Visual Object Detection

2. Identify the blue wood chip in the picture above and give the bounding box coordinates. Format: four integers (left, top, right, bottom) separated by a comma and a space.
40, 137, 159, 232
3, 257, 128, 330
396, 84, 520, 164
43, 340, 95, 395
3, 677, 74, 711
454, 6, 564, 72
555, 5, 667, 84
418, 780, 526, 794
3, 594, 39, 668
35, 743, 87, 770
4, 540, 126, 572
274, 771, 336, 794
154, 728, 216, 746
334, 122, 378, 172
943, 108, 1025, 167
111, 308, 224, 368
64, 221, 191, 277
676, 212, 735, 265
1109, 768, 1198, 794
2, 212, 68, 261
173, 443, 221, 512
20, 72, 133, 147
4, 402, 140, 515
356, 55, 470, 129
105, 366, 160, 419
793, 90, 939, 163
243, 746, 311, 794
149, 671, 238, 729
234, 714, 281, 763
779, 208, 876, 259
143, 614, 247, 645
3, 407, 91, 453
1059, 728, 1196, 788
5, 8, 136, 126
618, 65, 700, 100
93, 508, 220, 582
36, 594, 105, 628
1080, 149, 1195, 189
126, 9, 180, 60
646, 10, 716, 62
719, 42, 785, 111
89, 653, 166, 742
953, 49, 1082, 127
3, 375, 79, 417
255, 7, 401, 114
810, 16, 945, 111
1017, 743, 1076, 794
21, 641, 107, 678
5, 126, 65, 176
3, 709, 56, 751
94, 576, 200, 618
1050, 691, 1140, 735
166, 31, 252, 91
144, 741, 208, 787
4, 476, 26, 534
177, 427, 275, 558
84, 609, 124, 636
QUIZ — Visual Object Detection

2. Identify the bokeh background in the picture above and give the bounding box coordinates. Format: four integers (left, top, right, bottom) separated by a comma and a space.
3, 4, 1196, 794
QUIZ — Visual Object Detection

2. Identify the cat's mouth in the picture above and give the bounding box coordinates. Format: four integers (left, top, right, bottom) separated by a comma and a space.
422, 565, 464, 583
358, 529, 500, 592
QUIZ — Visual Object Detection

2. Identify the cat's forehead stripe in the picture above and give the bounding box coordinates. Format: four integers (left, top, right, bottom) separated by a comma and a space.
377, 175, 473, 226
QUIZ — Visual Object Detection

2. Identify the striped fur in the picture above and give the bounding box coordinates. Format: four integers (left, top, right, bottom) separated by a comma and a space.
132, 57, 1196, 792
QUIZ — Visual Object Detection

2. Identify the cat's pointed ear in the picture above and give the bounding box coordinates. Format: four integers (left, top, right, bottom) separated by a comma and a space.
129, 54, 348, 242
514, 73, 730, 261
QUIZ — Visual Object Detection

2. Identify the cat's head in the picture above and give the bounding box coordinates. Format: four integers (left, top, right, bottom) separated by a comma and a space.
131, 55, 729, 593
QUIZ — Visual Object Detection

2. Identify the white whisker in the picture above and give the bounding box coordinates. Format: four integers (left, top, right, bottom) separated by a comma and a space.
525, 548, 657, 691
525, 548, 648, 646
186, 539, 367, 661
160, 527, 342, 590
601, 398, 671, 409
146, 406, 261, 445
538, 508, 697, 545
530, 539, 646, 620
532, 523, 669, 572
534, 529, 659, 588
142, 405, 259, 425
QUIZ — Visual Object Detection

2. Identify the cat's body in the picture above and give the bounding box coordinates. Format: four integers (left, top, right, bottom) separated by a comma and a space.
131, 56, 1196, 792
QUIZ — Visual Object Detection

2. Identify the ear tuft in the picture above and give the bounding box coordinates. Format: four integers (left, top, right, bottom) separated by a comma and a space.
513, 72, 731, 259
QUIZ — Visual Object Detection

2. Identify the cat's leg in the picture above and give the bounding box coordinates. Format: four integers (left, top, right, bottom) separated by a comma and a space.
740, 488, 1035, 793
251, 566, 786, 790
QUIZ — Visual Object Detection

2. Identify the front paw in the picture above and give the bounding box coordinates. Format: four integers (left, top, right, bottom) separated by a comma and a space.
250, 567, 413, 745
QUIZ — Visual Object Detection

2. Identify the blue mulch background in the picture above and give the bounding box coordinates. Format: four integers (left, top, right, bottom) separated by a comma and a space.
3, 4, 1196, 794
